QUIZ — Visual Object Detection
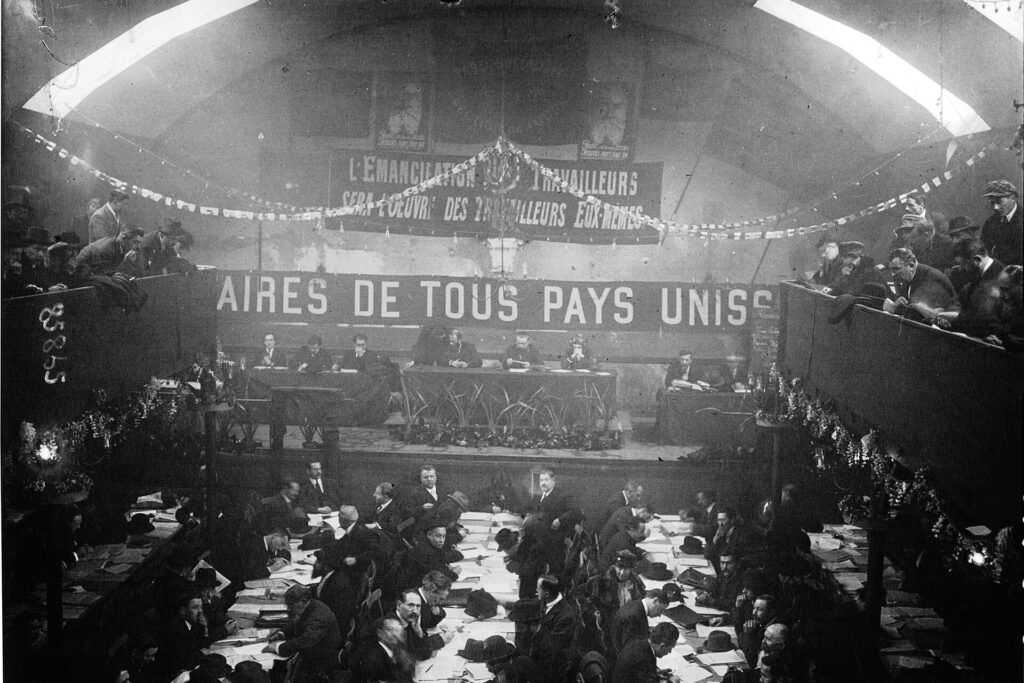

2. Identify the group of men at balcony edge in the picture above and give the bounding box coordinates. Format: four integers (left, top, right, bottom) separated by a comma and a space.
2, 189, 196, 299
810, 179, 1022, 350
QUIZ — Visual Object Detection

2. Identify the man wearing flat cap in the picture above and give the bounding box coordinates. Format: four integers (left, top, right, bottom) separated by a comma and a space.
824, 241, 887, 297
981, 179, 1022, 266
89, 189, 129, 243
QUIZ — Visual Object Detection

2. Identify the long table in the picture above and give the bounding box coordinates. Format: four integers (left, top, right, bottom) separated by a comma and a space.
235, 369, 390, 436
401, 366, 618, 430
212, 512, 751, 682
656, 390, 757, 447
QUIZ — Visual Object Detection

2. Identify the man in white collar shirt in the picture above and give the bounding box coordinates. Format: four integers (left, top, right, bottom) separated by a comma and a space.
366, 481, 403, 540
351, 617, 413, 683
529, 575, 577, 683
981, 179, 1022, 266
402, 463, 447, 519
298, 461, 341, 514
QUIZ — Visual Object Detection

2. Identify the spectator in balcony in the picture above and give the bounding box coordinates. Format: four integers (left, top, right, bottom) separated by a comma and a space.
824, 241, 887, 297
907, 216, 955, 272
938, 239, 1005, 335
890, 214, 920, 251
947, 215, 982, 243
440, 328, 483, 368
19, 241, 88, 295
89, 189, 130, 243
72, 225, 144, 276
981, 180, 1022, 266
811, 234, 841, 286
902, 191, 946, 235
884, 247, 960, 323
140, 218, 185, 274
256, 333, 288, 368
502, 331, 543, 369
990, 266, 1024, 352
294, 335, 330, 374
561, 333, 599, 370
71, 197, 102, 244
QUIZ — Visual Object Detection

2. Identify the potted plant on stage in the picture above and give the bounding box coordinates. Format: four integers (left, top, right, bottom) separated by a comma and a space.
4, 422, 93, 508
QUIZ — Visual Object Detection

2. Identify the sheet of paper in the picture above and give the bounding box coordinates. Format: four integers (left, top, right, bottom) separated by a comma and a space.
695, 649, 745, 666
658, 649, 695, 673
227, 603, 264, 617
323, 516, 341, 530
452, 563, 486, 578
244, 578, 291, 590
809, 536, 843, 551
104, 563, 133, 574
675, 665, 714, 683
696, 623, 736, 639
824, 559, 856, 571
492, 513, 522, 525
461, 512, 493, 522
455, 545, 490, 561
710, 665, 731, 677
675, 555, 710, 567
134, 492, 164, 506
966, 525, 991, 536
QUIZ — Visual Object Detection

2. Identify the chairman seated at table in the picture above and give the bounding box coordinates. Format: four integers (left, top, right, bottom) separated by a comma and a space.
560, 333, 599, 370
502, 331, 543, 369
293, 334, 331, 374
663, 348, 710, 392
701, 353, 750, 392
334, 332, 390, 372
439, 328, 483, 368
254, 332, 288, 368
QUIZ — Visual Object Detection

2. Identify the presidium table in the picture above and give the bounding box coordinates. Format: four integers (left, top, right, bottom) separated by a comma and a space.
400, 366, 618, 431
233, 368, 391, 446
655, 389, 757, 448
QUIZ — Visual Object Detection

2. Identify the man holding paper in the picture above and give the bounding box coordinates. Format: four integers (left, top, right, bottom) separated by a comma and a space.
612, 622, 679, 683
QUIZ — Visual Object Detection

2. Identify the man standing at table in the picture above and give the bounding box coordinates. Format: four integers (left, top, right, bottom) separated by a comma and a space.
612, 622, 679, 683
293, 335, 330, 374
609, 589, 668, 654
440, 328, 483, 368
256, 333, 288, 368
351, 616, 415, 683
502, 331, 542, 369
524, 468, 583, 575
530, 575, 577, 683
264, 586, 342, 681
401, 463, 447, 521
299, 461, 341, 514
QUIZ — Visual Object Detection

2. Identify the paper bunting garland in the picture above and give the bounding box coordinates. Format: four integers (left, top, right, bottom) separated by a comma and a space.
12, 120, 1008, 242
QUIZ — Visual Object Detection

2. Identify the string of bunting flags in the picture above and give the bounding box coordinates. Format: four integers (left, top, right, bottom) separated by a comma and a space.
13, 120, 1005, 241
504, 137, 1001, 240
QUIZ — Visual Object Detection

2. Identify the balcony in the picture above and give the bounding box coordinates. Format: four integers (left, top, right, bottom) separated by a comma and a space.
777, 282, 1022, 525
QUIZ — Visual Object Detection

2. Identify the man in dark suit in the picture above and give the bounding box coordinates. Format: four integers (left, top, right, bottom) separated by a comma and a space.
529, 575, 577, 683
980, 179, 1022, 266
336, 333, 391, 373
264, 586, 342, 680
238, 529, 291, 582
335, 505, 396, 572
139, 217, 184, 273
685, 490, 719, 541
157, 592, 211, 679
501, 331, 542, 369
298, 461, 342, 514
400, 464, 447, 521
612, 623, 679, 683
945, 239, 1006, 336
261, 477, 304, 533
293, 335, 331, 374
366, 482, 403, 541
594, 479, 644, 533
71, 225, 144, 275
402, 523, 464, 586
885, 247, 960, 322
256, 332, 288, 368
439, 328, 483, 368
523, 468, 583, 574
417, 571, 452, 632
609, 590, 668, 655
598, 503, 653, 549
387, 589, 452, 660
350, 616, 415, 683
598, 516, 647, 572
311, 544, 362, 639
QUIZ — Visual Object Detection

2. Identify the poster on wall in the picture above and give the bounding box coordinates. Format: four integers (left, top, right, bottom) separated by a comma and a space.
214, 271, 776, 334
579, 81, 637, 162
375, 73, 431, 152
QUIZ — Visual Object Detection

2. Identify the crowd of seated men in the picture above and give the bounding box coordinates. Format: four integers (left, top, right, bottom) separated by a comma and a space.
2, 209, 197, 301
810, 180, 1023, 351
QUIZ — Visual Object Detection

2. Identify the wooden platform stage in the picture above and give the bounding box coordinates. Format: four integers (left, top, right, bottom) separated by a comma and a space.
212, 423, 776, 527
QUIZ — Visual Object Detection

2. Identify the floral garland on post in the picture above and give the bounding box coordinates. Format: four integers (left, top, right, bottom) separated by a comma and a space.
765, 364, 1006, 581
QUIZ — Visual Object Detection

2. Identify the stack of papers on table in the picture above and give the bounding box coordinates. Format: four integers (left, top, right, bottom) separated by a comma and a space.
133, 492, 165, 508
244, 578, 291, 590
456, 544, 490, 561
675, 555, 710, 567
452, 562, 485, 578
415, 650, 465, 681
695, 649, 745, 666
461, 512, 493, 522
675, 665, 715, 683
204, 642, 287, 668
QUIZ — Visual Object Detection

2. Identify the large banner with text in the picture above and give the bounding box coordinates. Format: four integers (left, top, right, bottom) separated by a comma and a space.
216, 272, 775, 333
259, 149, 663, 243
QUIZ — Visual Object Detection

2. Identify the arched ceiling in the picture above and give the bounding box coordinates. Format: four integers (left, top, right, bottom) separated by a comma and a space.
3, 0, 1021, 202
